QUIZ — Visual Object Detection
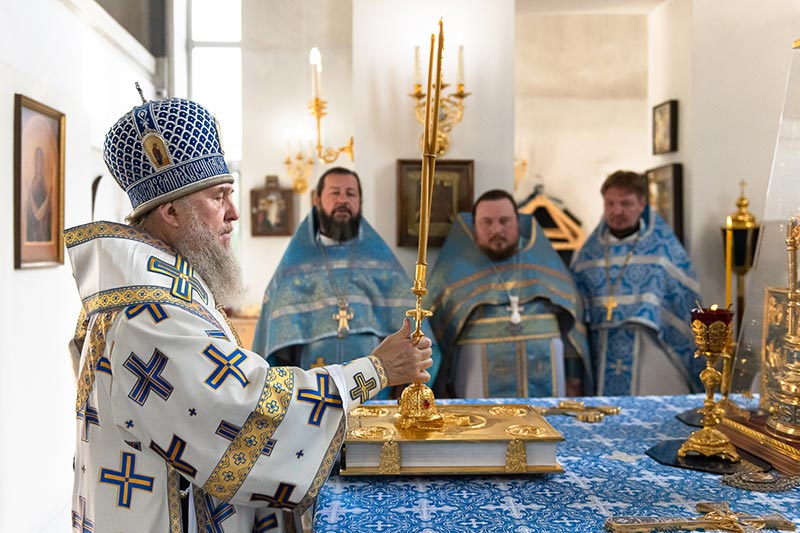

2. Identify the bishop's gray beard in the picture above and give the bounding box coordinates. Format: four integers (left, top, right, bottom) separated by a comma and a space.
173, 211, 243, 308
317, 208, 361, 241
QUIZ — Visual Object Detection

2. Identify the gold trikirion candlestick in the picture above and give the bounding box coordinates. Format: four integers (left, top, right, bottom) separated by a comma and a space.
398, 19, 445, 432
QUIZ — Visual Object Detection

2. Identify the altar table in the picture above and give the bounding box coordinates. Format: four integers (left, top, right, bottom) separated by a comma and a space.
313, 395, 800, 532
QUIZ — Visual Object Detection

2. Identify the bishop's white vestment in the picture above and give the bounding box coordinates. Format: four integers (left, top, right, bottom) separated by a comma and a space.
67, 221, 387, 532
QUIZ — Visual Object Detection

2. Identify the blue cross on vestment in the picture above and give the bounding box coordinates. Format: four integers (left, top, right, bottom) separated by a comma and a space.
99, 452, 154, 508
254, 513, 279, 532
125, 303, 168, 323
147, 255, 208, 304
123, 349, 174, 406
96, 356, 112, 375
215, 420, 276, 456
149, 434, 198, 477
202, 493, 236, 533
201, 344, 249, 389
72, 495, 94, 533
296, 373, 343, 426
77, 399, 100, 442
349, 372, 377, 402
250, 482, 298, 509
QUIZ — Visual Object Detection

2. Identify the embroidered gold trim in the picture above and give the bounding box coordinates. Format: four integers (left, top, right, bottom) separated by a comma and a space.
76, 311, 119, 411
192, 486, 210, 531
166, 466, 183, 533
458, 332, 558, 345
65, 221, 173, 254
217, 305, 243, 347
367, 355, 388, 390
83, 285, 222, 331
203, 367, 294, 501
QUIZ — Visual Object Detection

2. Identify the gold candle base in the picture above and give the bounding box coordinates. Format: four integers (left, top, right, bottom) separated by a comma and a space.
678, 427, 740, 462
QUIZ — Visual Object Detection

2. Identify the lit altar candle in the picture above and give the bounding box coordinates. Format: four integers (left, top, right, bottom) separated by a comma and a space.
414, 45, 422, 86
725, 216, 733, 309
309, 47, 322, 99
456, 34, 465, 85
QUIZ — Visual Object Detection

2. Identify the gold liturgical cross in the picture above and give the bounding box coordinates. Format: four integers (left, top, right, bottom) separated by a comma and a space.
605, 501, 795, 533
333, 302, 354, 338
605, 296, 618, 321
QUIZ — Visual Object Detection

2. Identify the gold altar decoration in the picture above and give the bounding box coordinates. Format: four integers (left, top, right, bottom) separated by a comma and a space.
678, 307, 740, 462
605, 501, 796, 533
718, 182, 760, 415
534, 400, 620, 423
409, 36, 469, 157
341, 404, 563, 476
284, 47, 354, 195
397, 18, 445, 431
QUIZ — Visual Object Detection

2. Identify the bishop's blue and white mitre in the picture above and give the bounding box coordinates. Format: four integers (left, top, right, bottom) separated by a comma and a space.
103, 96, 233, 217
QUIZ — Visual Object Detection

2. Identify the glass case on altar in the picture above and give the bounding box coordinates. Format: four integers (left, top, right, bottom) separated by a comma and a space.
722, 41, 800, 475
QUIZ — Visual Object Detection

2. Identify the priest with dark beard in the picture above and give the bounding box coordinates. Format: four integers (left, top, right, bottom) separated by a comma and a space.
428, 189, 591, 399
253, 167, 441, 398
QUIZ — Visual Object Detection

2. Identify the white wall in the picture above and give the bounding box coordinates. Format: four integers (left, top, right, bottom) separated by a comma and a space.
649, 0, 800, 305
353, 0, 516, 274
516, 13, 649, 231
0, 0, 156, 529
240, 0, 355, 311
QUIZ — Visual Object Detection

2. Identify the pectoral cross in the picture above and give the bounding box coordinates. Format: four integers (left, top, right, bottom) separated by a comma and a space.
605, 501, 795, 533
507, 295, 523, 325
333, 302, 354, 338
605, 295, 618, 321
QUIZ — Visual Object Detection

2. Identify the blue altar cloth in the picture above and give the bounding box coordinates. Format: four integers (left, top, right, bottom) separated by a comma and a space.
313, 395, 799, 532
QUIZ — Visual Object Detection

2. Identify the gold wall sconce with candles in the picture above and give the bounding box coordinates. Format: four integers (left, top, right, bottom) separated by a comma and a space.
409, 35, 470, 157
284, 46, 354, 195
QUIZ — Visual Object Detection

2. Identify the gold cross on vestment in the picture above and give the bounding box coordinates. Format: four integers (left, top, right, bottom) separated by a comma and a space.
333, 302, 354, 338
605, 296, 618, 321
310, 357, 326, 368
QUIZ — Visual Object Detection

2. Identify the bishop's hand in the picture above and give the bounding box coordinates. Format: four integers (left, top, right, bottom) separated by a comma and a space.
371, 318, 433, 386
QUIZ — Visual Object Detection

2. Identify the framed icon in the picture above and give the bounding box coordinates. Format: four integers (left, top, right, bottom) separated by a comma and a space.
397, 159, 474, 247
646, 163, 684, 242
251, 175, 294, 237
14, 94, 65, 269
652, 99, 678, 155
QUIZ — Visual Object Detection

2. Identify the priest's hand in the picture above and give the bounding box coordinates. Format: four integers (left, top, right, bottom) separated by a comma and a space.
371, 318, 434, 386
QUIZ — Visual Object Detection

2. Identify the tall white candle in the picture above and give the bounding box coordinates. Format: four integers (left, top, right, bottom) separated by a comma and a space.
309, 47, 321, 99
456, 35, 465, 85
414, 45, 421, 85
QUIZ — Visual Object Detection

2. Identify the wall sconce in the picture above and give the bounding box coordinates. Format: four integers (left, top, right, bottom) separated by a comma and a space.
409, 36, 470, 156
285, 47, 355, 195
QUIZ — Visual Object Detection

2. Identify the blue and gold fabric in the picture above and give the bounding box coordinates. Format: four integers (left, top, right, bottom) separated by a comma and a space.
252, 211, 441, 398
103, 96, 233, 217
428, 214, 590, 398
67, 220, 386, 532
571, 205, 702, 395
313, 394, 800, 533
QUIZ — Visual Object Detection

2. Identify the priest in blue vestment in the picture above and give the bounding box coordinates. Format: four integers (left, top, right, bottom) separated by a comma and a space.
429, 189, 591, 398
571, 170, 703, 396
253, 168, 441, 398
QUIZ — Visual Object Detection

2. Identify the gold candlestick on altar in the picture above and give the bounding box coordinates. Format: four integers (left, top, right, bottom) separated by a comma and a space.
398, 19, 445, 432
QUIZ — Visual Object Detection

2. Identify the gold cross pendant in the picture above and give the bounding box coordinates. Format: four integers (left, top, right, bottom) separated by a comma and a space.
605, 295, 618, 321
333, 302, 354, 338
